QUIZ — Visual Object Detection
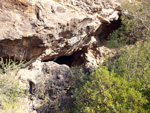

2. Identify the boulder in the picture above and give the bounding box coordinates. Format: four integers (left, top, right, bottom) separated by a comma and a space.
17, 61, 72, 113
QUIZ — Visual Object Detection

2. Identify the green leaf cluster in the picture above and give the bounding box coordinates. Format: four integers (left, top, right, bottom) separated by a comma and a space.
70, 67, 149, 113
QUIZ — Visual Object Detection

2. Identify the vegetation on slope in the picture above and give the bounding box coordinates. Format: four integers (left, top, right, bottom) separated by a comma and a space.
1, 0, 150, 113
107, 0, 150, 48
65, 0, 150, 112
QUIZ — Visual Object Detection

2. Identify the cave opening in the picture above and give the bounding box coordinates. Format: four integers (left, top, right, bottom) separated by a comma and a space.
97, 17, 122, 41
43, 50, 85, 67
43, 55, 74, 66
43, 18, 122, 67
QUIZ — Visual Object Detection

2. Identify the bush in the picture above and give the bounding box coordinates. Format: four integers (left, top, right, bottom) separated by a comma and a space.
105, 1, 150, 109
70, 67, 149, 113
0, 58, 24, 112
106, 40, 150, 84
64, 1, 150, 113
67, 40, 150, 112
107, 0, 150, 48
105, 40, 150, 111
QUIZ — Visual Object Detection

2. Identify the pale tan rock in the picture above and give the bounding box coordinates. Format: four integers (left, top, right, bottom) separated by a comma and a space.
85, 45, 116, 71
0, 0, 120, 61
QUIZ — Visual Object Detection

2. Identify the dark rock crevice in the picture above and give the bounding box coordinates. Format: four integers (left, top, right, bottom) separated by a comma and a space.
43, 50, 85, 67
29, 81, 36, 95
95, 17, 121, 40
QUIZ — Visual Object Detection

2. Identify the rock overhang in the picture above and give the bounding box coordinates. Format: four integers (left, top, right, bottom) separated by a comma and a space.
0, 0, 120, 62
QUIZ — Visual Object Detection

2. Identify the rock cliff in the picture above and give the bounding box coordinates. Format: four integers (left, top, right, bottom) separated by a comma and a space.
0, 0, 120, 68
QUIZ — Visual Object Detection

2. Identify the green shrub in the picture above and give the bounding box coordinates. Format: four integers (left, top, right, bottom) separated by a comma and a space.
104, 1, 150, 112
105, 40, 150, 111
107, 0, 150, 48
106, 40, 150, 84
70, 66, 89, 91
64, 1, 150, 113
71, 67, 149, 113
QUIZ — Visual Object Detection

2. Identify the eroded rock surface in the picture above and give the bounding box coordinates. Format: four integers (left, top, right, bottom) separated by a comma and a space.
17, 61, 71, 113
0, 0, 120, 63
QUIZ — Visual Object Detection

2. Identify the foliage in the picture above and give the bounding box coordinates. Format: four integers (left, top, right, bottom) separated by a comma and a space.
0, 58, 24, 112
62, 1, 150, 113
107, 0, 150, 48
69, 67, 149, 113
60, 66, 90, 112
104, 1, 150, 110
104, 40, 150, 111
70, 66, 89, 91
106, 41, 150, 83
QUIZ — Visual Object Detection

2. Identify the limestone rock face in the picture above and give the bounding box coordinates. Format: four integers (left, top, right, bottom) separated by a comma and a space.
0, 0, 120, 61
17, 61, 71, 113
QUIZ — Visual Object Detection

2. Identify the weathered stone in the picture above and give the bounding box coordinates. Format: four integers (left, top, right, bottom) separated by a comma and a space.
55, 18, 121, 71
17, 61, 71, 113
0, 0, 120, 62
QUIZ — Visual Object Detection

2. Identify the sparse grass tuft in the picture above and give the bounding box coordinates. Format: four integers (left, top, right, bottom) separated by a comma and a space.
0, 58, 25, 112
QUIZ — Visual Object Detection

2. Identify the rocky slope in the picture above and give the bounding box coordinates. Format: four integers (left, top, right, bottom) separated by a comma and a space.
0, 0, 121, 112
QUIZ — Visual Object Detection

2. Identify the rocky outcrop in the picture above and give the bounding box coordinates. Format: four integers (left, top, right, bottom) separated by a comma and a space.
0, 0, 120, 64
0, 0, 121, 112
17, 61, 72, 113
71, 18, 120, 71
